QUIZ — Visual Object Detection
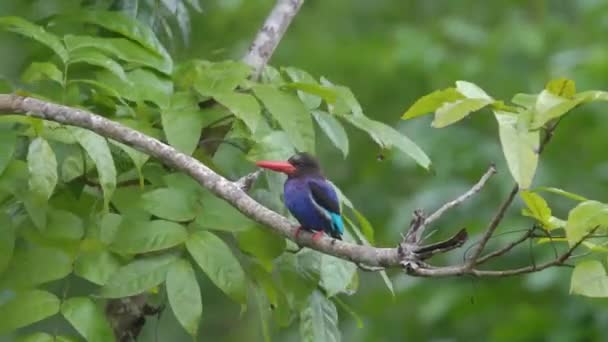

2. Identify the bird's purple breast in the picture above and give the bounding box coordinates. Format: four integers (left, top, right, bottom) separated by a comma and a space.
283, 178, 330, 231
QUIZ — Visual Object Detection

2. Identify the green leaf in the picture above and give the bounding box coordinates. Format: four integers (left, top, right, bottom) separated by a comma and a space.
68, 48, 128, 81
186, 231, 247, 304
111, 219, 188, 254
512, 93, 537, 108
100, 253, 178, 298
494, 110, 539, 189
192, 60, 251, 96
246, 131, 297, 163
574, 90, 608, 103
0, 246, 72, 288
402, 88, 464, 119
253, 84, 315, 153
161, 106, 205, 155
61, 297, 114, 342
194, 191, 257, 232
320, 78, 363, 116
283, 66, 328, 108
0, 290, 60, 333
533, 186, 588, 202
16, 332, 54, 342
111, 186, 150, 220
531, 90, 583, 129
21, 62, 63, 85
0, 128, 17, 175
237, 226, 286, 271
214, 92, 262, 133
546, 77, 576, 97
64, 35, 171, 74
74, 250, 121, 285
311, 111, 349, 157
565, 201, 608, 246
455, 80, 493, 100
299, 290, 340, 342
350, 207, 375, 244
166, 259, 202, 337
321, 254, 357, 297
0, 212, 15, 275
70, 127, 116, 209
46, 209, 84, 241
432, 98, 492, 128
141, 187, 200, 221
570, 260, 608, 298
340, 114, 431, 169
0, 17, 68, 63
27, 137, 58, 201
520, 190, 553, 229
110, 141, 149, 185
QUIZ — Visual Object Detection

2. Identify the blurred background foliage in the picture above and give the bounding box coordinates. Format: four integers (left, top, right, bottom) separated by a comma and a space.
1, 0, 608, 341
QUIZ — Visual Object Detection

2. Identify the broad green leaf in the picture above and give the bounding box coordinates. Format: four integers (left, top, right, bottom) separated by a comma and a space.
110, 219, 188, 254
126, 68, 173, 108
27, 137, 58, 200
0, 128, 17, 174
161, 94, 204, 155
100, 253, 178, 298
46, 209, 84, 240
17, 332, 54, 342
311, 111, 349, 158
565, 201, 608, 246
64, 35, 171, 74
61, 297, 114, 342
531, 90, 583, 129
111, 186, 150, 220
321, 254, 357, 297
533, 186, 588, 202
570, 260, 608, 298
74, 250, 121, 285
141, 188, 200, 221
0, 246, 72, 289
21, 62, 63, 85
70, 127, 116, 209
166, 259, 202, 337
494, 110, 539, 189
0, 290, 60, 333
247, 131, 297, 163
402, 88, 464, 119
320, 77, 363, 116
340, 114, 431, 169
237, 226, 286, 271
0, 212, 15, 274
432, 98, 492, 128
253, 84, 315, 153
283, 66, 328, 108
455, 80, 493, 100
299, 290, 340, 342
194, 191, 256, 232
546, 77, 576, 97
0, 17, 68, 63
193, 60, 251, 96
214, 92, 262, 133
520, 190, 553, 229
110, 141, 149, 185
186, 231, 247, 304
68, 48, 128, 81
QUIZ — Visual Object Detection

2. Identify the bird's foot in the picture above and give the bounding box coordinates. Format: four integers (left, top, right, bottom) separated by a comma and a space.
311, 231, 324, 242
294, 226, 303, 239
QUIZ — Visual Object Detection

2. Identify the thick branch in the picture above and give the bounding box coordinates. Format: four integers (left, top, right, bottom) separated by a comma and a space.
242, 0, 304, 78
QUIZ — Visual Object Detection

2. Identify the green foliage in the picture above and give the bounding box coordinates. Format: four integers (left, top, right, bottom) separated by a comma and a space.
0, 290, 60, 333
61, 297, 115, 342
166, 259, 203, 337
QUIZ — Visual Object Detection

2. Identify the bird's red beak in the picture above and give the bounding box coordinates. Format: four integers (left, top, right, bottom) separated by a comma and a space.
255, 160, 296, 175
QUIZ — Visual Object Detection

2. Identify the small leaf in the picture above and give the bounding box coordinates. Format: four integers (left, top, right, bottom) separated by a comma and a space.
432, 98, 492, 128
27, 137, 58, 200
520, 190, 553, 230
455, 80, 492, 100
0, 17, 68, 63
21, 62, 63, 85
494, 110, 539, 189
74, 250, 121, 285
570, 260, 608, 298
70, 127, 116, 209
214, 92, 262, 133
533, 186, 588, 202
253, 84, 315, 153
311, 111, 349, 157
546, 77, 576, 97
110, 219, 188, 254
283, 66, 328, 108
340, 114, 431, 169
186, 231, 247, 304
512, 93, 537, 108
166, 259, 202, 337
237, 227, 286, 271
565, 201, 608, 246
141, 188, 200, 221
69, 48, 128, 81
0, 290, 60, 333
402, 88, 464, 119
531, 90, 583, 129
61, 297, 114, 342
321, 254, 357, 297
100, 254, 178, 298
0, 246, 72, 289
299, 290, 340, 342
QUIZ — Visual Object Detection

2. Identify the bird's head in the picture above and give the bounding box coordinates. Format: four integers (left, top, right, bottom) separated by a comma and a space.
255, 152, 321, 177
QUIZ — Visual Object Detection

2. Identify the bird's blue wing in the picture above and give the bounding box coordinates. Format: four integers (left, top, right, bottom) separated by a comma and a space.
309, 179, 344, 237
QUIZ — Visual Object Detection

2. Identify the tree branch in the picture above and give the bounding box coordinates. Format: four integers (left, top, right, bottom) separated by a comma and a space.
242, 0, 304, 78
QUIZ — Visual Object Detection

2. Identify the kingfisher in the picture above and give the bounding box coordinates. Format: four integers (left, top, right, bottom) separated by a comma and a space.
256, 152, 344, 241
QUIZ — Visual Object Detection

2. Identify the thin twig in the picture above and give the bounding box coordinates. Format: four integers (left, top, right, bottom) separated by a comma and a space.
475, 227, 536, 264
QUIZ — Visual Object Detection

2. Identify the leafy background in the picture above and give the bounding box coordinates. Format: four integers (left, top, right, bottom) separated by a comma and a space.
1, 0, 608, 341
